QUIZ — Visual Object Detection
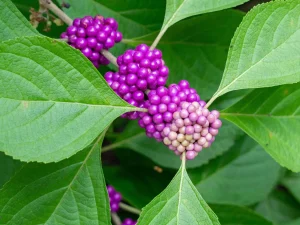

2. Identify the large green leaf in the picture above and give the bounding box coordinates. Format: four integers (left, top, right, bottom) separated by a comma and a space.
221, 83, 300, 172
0, 36, 136, 163
161, 0, 248, 31
137, 160, 220, 225
209, 0, 300, 105
211, 205, 273, 225
282, 172, 300, 203
0, 0, 39, 41
124, 10, 244, 100
108, 120, 242, 169
255, 190, 300, 225
103, 149, 175, 209
189, 136, 281, 205
0, 133, 111, 225
0, 152, 22, 188
287, 218, 300, 225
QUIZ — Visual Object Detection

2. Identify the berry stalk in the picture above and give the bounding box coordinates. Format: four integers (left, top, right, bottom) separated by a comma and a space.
119, 202, 141, 215
101, 49, 118, 67
40, 0, 118, 67
111, 213, 122, 225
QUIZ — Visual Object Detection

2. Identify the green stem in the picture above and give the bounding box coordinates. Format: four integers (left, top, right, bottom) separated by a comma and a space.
101, 142, 120, 153
150, 26, 168, 50
119, 202, 141, 215
205, 92, 220, 109
182, 151, 186, 168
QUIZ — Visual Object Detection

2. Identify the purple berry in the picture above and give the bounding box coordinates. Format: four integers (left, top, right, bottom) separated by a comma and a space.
66, 25, 77, 35
73, 18, 81, 27
97, 31, 108, 42
104, 37, 115, 49
122, 218, 137, 225
81, 47, 92, 58
115, 31, 123, 42
86, 26, 97, 36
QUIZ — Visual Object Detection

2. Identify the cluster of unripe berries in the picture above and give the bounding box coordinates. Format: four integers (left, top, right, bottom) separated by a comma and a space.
61, 15, 222, 160
106, 185, 137, 225
61, 15, 122, 68
136, 80, 221, 160
162, 101, 221, 160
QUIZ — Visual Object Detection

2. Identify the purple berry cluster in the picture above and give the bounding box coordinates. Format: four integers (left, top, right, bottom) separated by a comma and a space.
162, 101, 221, 160
61, 15, 122, 68
122, 218, 137, 225
107, 185, 122, 212
138, 80, 204, 141
104, 44, 169, 119
116, 44, 169, 90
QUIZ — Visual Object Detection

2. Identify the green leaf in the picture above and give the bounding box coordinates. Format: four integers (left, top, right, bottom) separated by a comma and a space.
162, 0, 248, 31
189, 136, 281, 205
0, 36, 136, 163
124, 10, 244, 100
0, 0, 39, 41
211, 205, 273, 225
0, 152, 22, 188
221, 83, 300, 172
137, 161, 220, 225
287, 218, 300, 225
281, 172, 300, 203
0, 132, 111, 225
210, 0, 300, 103
56, 0, 165, 38
104, 149, 175, 209
111, 120, 242, 169
255, 190, 300, 225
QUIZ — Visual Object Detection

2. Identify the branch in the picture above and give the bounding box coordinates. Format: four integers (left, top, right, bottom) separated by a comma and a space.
39, 0, 72, 25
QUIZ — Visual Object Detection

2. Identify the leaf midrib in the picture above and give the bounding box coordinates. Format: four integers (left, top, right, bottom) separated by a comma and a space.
176, 166, 184, 224
163, 0, 186, 30
43, 132, 105, 224
1, 97, 136, 111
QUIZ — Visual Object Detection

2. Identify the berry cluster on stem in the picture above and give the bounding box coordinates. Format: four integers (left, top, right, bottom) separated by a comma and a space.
107, 185, 137, 225
104, 44, 169, 119
49, 0, 222, 160
61, 15, 122, 68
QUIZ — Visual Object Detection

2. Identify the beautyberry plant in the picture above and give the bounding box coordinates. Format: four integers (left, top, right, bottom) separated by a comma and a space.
0, 0, 300, 225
